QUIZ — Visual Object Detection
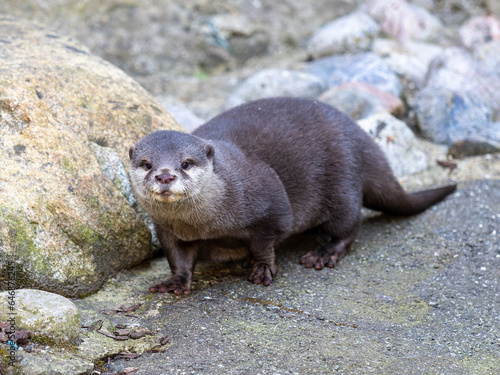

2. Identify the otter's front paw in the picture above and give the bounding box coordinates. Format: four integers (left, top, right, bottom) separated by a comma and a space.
149, 276, 191, 295
247, 263, 276, 286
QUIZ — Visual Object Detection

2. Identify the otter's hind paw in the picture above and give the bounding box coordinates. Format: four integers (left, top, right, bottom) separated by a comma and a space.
299, 240, 349, 270
299, 251, 339, 270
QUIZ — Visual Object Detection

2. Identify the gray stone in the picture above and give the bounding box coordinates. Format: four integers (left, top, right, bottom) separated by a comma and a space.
414, 87, 494, 147
209, 13, 258, 39
363, 0, 444, 42
488, 0, 500, 17
430, 0, 489, 25
319, 82, 404, 120
306, 11, 380, 59
423, 47, 500, 118
474, 39, 500, 74
305, 52, 402, 97
0, 289, 81, 343
203, 13, 271, 65
357, 113, 428, 177
413, 46, 500, 155
425, 47, 482, 90
372, 38, 443, 88
157, 100, 206, 133
224, 69, 327, 109
413, 45, 500, 157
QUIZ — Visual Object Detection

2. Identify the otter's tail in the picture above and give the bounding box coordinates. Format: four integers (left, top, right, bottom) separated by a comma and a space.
363, 182, 456, 215
361, 140, 456, 215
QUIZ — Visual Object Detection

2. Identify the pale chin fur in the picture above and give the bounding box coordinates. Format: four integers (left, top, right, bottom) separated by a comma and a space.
149, 178, 185, 203
130, 168, 183, 205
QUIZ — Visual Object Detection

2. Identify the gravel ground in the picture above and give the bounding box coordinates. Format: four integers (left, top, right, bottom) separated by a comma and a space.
74, 179, 499, 375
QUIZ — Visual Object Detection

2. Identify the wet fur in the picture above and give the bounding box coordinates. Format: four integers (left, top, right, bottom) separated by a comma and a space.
129, 97, 456, 294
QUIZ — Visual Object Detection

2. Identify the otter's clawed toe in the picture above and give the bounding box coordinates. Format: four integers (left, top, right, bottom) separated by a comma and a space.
300, 251, 339, 270
149, 277, 191, 295
248, 263, 276, 286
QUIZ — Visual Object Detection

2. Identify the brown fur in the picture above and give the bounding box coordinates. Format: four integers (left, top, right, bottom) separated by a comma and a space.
129, 97, 456, 294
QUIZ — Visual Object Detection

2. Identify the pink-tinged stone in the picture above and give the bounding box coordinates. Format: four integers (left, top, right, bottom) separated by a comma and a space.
363, 0, 443, 42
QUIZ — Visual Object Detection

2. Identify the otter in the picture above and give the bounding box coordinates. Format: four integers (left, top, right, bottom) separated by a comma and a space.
129, 97, 456, 295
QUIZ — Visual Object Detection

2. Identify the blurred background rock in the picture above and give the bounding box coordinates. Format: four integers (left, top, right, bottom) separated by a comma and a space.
2, 0, 498, 122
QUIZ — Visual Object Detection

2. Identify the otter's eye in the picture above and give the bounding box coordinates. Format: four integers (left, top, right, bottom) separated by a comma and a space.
139, 160, 152, 171
181, 160, 193, 170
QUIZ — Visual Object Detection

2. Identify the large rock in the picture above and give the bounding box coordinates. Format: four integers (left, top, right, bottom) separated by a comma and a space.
0, 289, 81, 343
415, 87, 493, 145
306, 11, 380, 59
414, 46, 500, 156
305, 52, 402, 97
224, 69, 327, 109
0, 18, 181, 298
421, 47, 500, 115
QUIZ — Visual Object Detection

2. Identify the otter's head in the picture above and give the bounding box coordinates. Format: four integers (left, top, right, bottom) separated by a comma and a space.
129, 130, 215, 206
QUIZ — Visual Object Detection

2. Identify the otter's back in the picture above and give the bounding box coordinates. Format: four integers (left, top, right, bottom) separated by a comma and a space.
193, 97, 370, 231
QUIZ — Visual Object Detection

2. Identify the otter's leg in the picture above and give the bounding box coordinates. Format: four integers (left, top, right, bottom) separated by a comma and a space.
300, 220, 360, 270
246, 237, 278, 286
150, 233, 199, 295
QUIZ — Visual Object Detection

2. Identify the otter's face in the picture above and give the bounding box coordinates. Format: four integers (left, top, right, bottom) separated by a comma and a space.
129, 131, 215, 205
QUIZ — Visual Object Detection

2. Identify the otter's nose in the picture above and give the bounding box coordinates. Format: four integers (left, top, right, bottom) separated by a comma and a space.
155, 174, 176, 184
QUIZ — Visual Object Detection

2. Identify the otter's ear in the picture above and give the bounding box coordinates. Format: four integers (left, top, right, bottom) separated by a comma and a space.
129, 146, 135, 160
205, 144, 215, 159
